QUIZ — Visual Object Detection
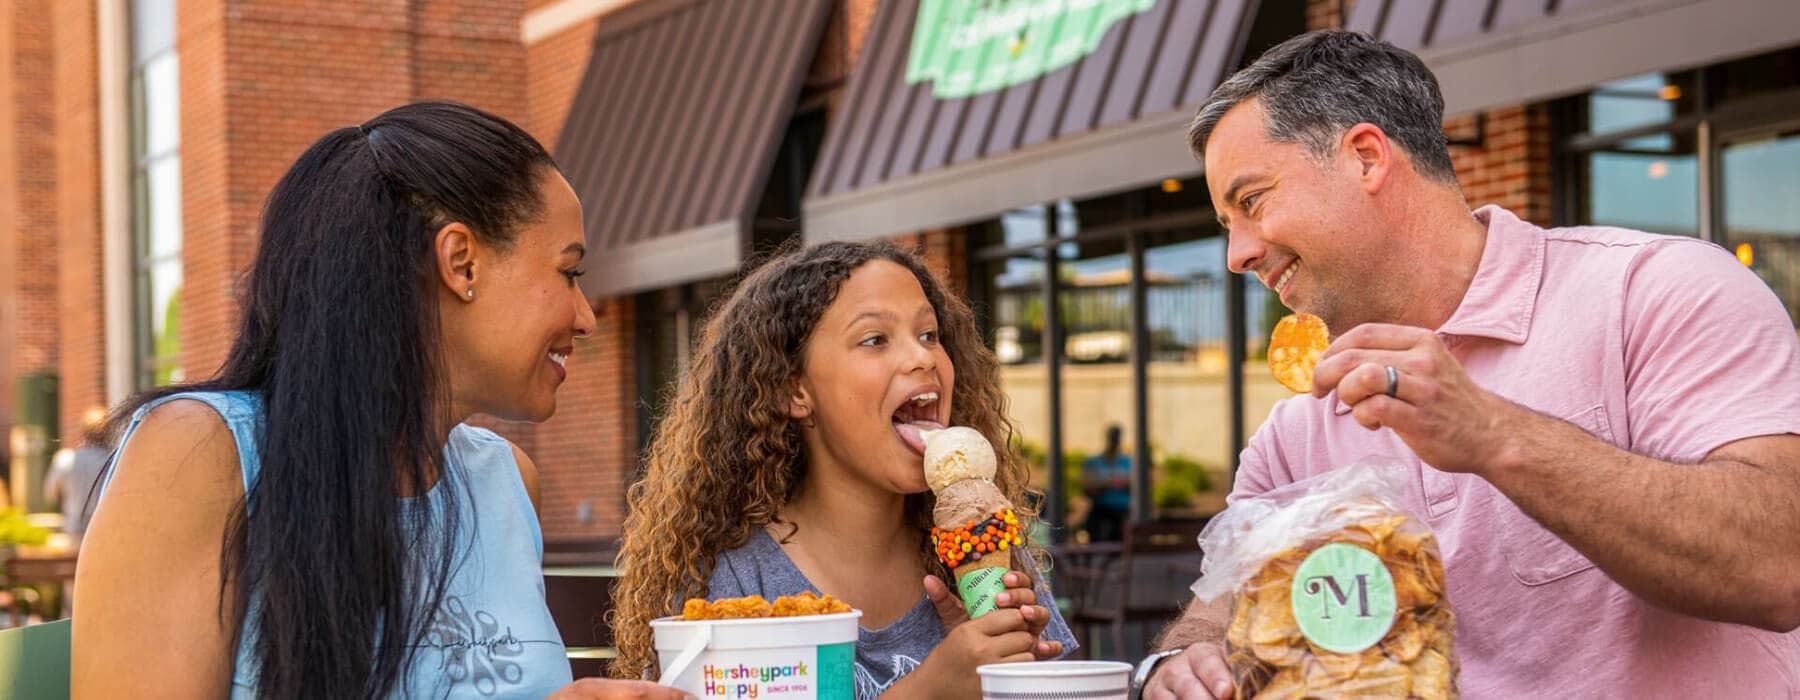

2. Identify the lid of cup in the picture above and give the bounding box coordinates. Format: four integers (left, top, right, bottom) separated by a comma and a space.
976, 660, 1132, 677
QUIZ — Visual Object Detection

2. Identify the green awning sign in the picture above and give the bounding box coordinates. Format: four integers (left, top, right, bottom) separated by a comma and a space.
906, 0, 1157, 99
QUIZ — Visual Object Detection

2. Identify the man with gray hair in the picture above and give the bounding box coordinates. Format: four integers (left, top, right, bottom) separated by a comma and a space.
1134, 30, 1800, 698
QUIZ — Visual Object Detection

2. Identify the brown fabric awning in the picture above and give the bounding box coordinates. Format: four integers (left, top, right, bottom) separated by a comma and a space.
804, 0, 1260, 243
558, 0, 833, 298
1348, 0, 1800, 116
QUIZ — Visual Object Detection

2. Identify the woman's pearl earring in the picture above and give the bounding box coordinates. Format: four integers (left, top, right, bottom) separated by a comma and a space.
466, 289, 474, 299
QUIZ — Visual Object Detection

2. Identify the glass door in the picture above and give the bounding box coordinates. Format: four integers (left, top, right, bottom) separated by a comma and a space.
1719, 122, 1800, 332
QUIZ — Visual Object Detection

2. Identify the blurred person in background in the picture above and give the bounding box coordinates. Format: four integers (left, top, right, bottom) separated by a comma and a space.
45, 407, 111, 542
1079, 424, 1130, 542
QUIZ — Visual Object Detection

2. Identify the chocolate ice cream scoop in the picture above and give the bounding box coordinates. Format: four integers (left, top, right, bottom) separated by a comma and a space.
933, 479, 1008, 527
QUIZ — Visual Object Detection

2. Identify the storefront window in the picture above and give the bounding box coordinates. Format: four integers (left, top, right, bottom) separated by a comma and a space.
132, 0, 182, 388
1582, 135, 1700, 237
1561, 46, 1800, 330
634, 278, 726, 462
1722, 129, 1800, 329
983, 250, 1050, 452
995, 205, 1052, 248
1057, 232, 1134, 541
1142, 233, 1229, 521
1060, 192, 1133, 236
1708, 47, 1800, 105
970, 181, 1266, 540
1585, 71, 1698, 135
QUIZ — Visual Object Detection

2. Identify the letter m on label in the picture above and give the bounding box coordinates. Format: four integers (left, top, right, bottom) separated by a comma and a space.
1306, 574, 1372, 620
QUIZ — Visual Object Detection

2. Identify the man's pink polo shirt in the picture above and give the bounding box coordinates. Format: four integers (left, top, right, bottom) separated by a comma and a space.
1231, 205, 1800, 697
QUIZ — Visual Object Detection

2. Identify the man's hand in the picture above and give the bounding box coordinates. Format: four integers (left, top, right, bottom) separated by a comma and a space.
1142, 643, 1235, 700
1310, 323, 1533, 474
1313, 323, 1800, 631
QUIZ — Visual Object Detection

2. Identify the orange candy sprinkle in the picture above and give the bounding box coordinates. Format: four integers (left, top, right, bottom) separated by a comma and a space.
931, 508, 1024, 568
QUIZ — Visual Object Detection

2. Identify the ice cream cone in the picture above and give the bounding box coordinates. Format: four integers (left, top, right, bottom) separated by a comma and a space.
922, 426, 1023, 619
953, 548, 1013, 618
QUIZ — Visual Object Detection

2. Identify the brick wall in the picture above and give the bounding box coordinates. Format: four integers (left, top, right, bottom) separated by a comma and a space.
0, 0, 63, 465
0, 2, 19, 440
183, 0, 411, 377
30, 0, 661, 544
524, 3, 599, 148
1303, 0, 1553, 226
529, 297, 634, 539
891, 228, 969, 296
524, 7, 634, 544
815, 0, 878, 123
1447, 108, 1554, 227
842, 0, 878, 71
413, 2, 538, 454
412, 0, 530, 118
54, 0, 105, 446
1306, 0, 1353, 31
175, 0, 233, 385
171, 0, 540, 456
68, 0, 648, 540
7, 0, 61, 382
808, 0, 876, 86
176, 0, 536, 379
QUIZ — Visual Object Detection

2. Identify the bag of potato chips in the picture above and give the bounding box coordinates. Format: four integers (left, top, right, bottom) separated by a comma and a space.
1191, 460, 1458, 699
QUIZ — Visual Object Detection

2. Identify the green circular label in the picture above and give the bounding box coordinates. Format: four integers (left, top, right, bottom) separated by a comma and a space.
1290, 543, 1397, 654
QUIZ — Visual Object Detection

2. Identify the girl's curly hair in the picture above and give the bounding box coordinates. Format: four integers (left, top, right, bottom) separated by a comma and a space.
609, 240, 1042, 679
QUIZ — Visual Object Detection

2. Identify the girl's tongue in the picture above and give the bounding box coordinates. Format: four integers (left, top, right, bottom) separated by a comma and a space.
894, 420, 944, 455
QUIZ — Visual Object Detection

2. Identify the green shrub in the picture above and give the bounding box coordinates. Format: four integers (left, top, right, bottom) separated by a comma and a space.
1154, 478, 1196, 510
0, 509, 49, 547
1161, 453, 1213, 492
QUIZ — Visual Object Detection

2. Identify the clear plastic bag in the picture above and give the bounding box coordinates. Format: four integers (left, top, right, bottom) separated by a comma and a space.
1192, 459, 1459, 699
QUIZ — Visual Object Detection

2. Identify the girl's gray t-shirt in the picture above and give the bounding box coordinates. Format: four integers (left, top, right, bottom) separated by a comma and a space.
707, 529, 1080, 699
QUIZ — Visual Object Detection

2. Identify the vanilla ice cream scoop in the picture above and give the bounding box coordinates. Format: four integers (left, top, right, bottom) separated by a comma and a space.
921, 426, 997, 492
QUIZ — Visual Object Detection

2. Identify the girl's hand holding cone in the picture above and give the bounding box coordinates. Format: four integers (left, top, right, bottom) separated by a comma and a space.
925, 572, 1063, 660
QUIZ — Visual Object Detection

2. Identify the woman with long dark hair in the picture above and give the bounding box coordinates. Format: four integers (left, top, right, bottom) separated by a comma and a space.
71, 102, 690, 700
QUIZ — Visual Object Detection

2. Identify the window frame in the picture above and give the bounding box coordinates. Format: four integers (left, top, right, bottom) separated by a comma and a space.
1556, 50, 1800, 242
967, 182, 1249, 537
128, 1, 182, 390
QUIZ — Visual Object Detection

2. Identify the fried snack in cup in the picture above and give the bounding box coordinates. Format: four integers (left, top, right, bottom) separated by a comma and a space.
681, 592, 851, 620
771, 590, 854, 617
681, 595, 772, 620
1268, 313, 1330, 393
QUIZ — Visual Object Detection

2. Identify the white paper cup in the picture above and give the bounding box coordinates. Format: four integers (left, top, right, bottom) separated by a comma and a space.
977, 660, 1132, 699
651, 611, 861, 699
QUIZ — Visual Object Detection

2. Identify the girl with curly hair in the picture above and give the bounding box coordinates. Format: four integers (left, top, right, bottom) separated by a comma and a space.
611, 241, 1077, 697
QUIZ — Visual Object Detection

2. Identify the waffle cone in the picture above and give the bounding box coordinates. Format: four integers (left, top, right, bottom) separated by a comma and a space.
954, 548, 1012, 579
952, 548, 1013, 618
